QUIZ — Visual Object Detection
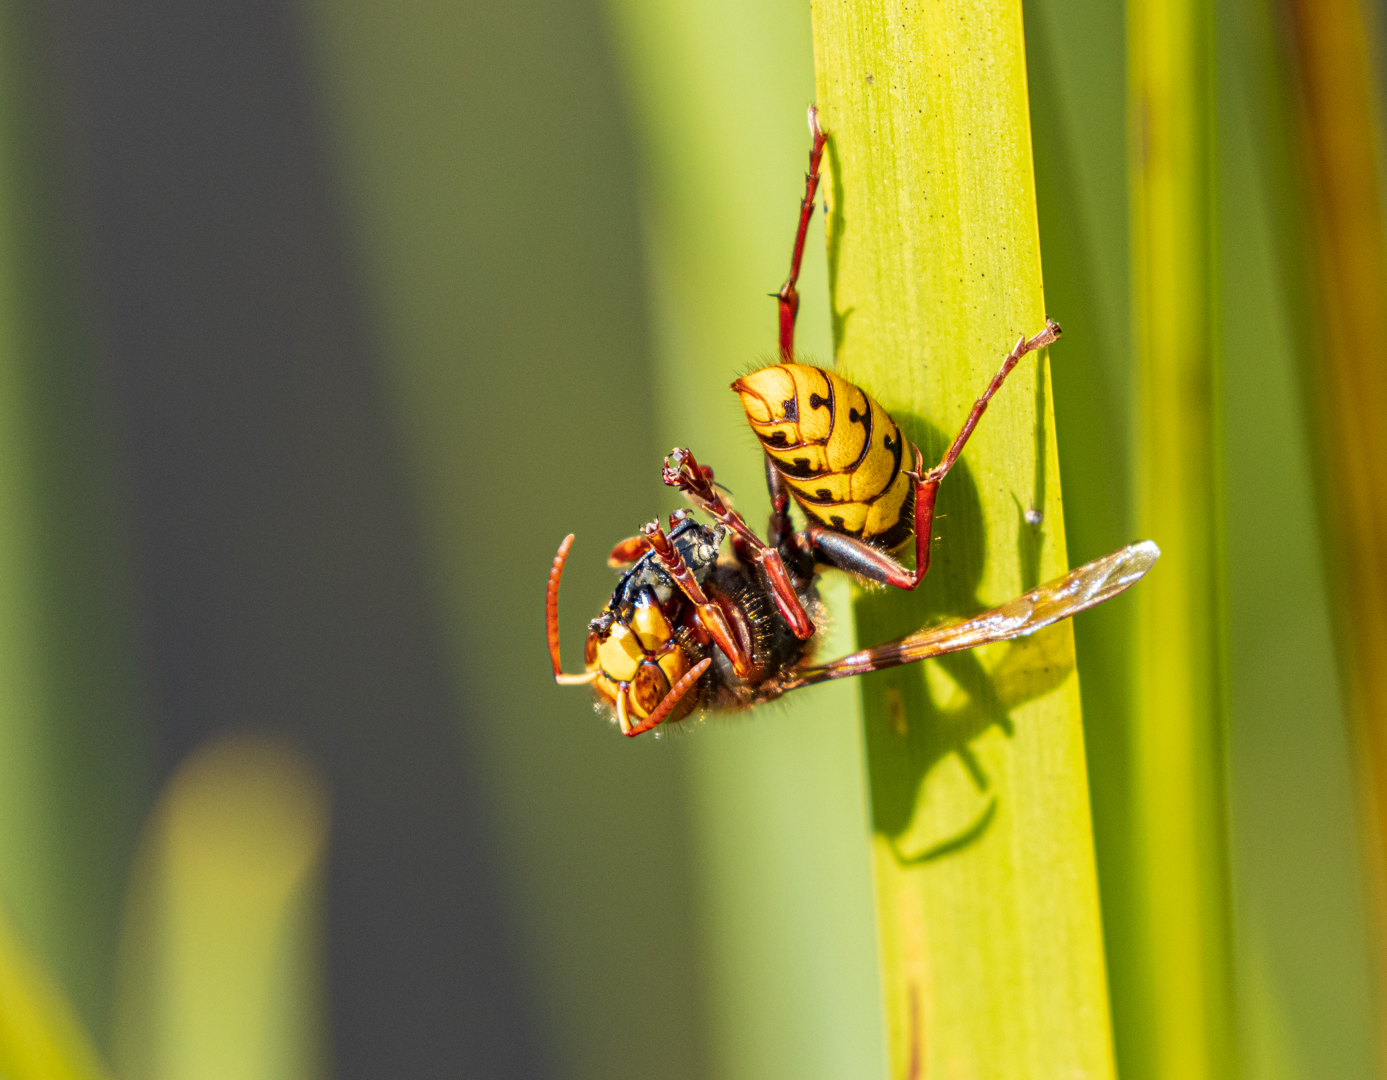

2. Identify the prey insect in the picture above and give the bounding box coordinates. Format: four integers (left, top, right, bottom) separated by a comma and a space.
545, 107, 1159, 737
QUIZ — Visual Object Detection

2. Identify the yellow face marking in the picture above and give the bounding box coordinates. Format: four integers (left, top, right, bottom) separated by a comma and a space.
597, 621, 644, 683
593, 673, 620, 703
657, 648, 690, 690
630, 595, 673, 653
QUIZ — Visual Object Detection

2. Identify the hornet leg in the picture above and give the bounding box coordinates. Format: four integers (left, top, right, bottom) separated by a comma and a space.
776, 107, 828, 360
664, 447, 816, 639
640, 519, 755, 678
622, 658, 713, 737
807, 320, 1061, 589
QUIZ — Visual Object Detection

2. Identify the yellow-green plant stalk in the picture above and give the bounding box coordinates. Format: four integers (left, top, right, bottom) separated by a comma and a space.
812, 2, 1114, 1075
1127, 0, 1236, 1076
1286, 1, 1387, 1054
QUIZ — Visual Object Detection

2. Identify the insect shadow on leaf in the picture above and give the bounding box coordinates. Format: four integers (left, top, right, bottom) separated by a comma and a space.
853, 417, 1076, 865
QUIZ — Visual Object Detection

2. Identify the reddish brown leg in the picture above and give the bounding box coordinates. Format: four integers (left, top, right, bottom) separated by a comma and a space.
764, 451, 795, 550
622, 658, 713, 737
928, 320, 1061, 483
809, 320, 1061, 590
664, 448, 816, 639
546, 534, 598, 684
640, 519, 755, 678
608, 535, 648, 568
776, 106, 828, 360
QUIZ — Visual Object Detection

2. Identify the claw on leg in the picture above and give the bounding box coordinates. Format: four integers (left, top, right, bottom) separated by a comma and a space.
903, 444, 927, 484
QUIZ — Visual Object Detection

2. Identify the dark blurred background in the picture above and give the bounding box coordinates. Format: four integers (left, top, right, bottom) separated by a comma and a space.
2, 0, 703, 1075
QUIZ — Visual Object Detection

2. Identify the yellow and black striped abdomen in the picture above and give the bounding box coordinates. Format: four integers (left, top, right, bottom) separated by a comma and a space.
732, 363, 912, 546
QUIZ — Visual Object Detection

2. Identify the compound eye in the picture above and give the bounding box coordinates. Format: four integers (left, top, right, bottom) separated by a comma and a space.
584, 630, 600, 667
631, 661, 672, 717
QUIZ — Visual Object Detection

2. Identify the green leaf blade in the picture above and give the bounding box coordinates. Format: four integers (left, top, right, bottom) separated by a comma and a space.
812, 2, 1117, 1075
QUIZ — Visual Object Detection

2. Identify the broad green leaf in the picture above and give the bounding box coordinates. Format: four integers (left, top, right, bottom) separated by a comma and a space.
811, 2, 1115, 1075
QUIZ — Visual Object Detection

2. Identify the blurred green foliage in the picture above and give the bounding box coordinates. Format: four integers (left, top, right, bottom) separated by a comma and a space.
0, 901, 112, 1080
0, 0, 150, 1052
298, 2, 712, 1078
1125, 0, 1237, 1074
1030, 0, 1379, 1076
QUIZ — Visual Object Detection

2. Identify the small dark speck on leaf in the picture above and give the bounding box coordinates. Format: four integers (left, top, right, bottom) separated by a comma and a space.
866, 73, 875, 84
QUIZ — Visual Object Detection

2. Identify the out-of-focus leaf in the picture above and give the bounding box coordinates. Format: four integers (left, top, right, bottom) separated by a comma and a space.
0, 0, 149, 1046
0, 904, 112, 1080
1284, 10, 1387, 1069
113, 735, 329, 1080
1123, 0, 1238, 1074
1217, 0, 1379, 1075
297, 2, 712, 1077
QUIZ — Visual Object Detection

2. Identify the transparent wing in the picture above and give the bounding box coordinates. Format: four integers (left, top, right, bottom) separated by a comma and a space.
778, 540, 1159, 692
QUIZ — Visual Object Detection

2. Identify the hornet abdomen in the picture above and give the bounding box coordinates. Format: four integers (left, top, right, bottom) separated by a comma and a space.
733, 364, 911, 546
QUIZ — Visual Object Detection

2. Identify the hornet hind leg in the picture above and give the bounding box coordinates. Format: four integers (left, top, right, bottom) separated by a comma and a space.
776, 107, 828, 360
806, 320, 1061, 589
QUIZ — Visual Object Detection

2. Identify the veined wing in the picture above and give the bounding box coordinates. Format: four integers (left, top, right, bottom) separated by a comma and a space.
778, 540, 1159, 692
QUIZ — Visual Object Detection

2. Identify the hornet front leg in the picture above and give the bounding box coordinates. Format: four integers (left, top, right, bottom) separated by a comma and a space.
664, 447, 816, 639
639, 518, 756, 679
